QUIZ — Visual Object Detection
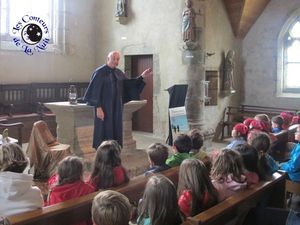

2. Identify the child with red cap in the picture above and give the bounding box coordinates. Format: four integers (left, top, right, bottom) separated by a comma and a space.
280, 111, 294, 130
226, 123, 248, 150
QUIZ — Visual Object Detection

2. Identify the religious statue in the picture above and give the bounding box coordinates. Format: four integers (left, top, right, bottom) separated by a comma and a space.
182, 0, 195, 43
223, 50, 236, 94
115, 0, 126, 17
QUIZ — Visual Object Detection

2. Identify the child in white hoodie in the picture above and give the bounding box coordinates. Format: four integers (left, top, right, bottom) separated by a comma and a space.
0, 143, 43, 217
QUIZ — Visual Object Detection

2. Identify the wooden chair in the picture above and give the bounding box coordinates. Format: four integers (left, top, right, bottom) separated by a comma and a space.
0, 119, 24, 146
26, 120, 71, 180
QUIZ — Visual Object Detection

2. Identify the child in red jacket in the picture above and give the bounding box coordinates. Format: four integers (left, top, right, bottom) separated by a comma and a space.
47, 156, 95, 225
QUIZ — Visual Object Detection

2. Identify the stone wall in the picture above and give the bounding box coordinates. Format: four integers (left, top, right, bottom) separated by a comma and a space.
95, 0, 241, 139
243, 0, 300, 108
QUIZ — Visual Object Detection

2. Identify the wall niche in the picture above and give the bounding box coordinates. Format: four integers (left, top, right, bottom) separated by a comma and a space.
205, 70, 218, 106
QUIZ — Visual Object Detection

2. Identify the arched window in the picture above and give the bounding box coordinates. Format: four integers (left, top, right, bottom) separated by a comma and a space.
277, 9, 300, 97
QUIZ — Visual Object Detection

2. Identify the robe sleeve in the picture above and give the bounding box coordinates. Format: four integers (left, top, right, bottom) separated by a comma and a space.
83, 70, 104, 107
123, 76, 146, 103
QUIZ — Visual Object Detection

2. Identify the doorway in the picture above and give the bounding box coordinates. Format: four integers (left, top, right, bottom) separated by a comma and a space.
124, 55, 153, 133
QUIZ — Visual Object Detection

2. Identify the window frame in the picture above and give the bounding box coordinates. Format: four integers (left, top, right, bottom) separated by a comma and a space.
277, 8, 300, 98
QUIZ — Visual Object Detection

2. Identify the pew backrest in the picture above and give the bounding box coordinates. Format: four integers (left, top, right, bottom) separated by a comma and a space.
8, 166, 179, 225
182, 172, 286, 225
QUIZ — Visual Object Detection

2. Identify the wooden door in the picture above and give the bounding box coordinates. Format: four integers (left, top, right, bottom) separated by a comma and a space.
130, 55, 153, 132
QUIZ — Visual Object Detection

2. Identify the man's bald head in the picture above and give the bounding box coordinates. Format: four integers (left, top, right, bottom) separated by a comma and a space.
107, 51, 121, 69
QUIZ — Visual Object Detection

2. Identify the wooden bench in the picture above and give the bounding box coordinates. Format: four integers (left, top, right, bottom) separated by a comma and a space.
8, 168, 286, 225
7, 167, 179, 225
219, 105, 298, 139
182, 172, 286, 225
270, 124, 299, 162
0, 83, 89, 143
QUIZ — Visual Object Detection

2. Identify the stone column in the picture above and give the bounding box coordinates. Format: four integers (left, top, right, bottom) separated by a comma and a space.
182, 0, 214, 150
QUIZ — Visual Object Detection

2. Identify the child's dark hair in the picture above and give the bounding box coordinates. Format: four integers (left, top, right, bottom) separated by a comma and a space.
271, 115, 284, 130
177, 159, 218, 216
0, 143, 27, 173
173, 133, 192, 153
188, 129, 204, 150
138, 175, 182, 225
250, 133, 272, 180
57, 156, 83, 186
211, 149, 245, 183
92, 190, 131, 225
91, 140, 127, 189
147, 143, 169, 166
234, 144, 259, 174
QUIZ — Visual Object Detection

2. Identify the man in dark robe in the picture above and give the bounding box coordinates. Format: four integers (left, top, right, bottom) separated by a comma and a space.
84, 51, 152, 149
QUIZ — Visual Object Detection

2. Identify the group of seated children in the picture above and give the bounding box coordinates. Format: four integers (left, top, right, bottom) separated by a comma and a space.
1, 121, 300, 225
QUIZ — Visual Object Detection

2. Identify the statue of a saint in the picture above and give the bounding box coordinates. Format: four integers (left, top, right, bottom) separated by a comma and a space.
182, 0, 195, 42
115, 0, 126, 17
223, 50, 236, 94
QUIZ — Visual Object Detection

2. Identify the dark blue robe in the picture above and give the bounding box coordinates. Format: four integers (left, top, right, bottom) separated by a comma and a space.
84, 64, 145, 149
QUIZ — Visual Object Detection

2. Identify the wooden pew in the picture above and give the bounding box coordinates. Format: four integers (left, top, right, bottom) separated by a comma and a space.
220, 105, 298, 139
270, 124, 299, 162
8, 168, 286, 225
182, 172, 286, 225
7, 167, 179, 225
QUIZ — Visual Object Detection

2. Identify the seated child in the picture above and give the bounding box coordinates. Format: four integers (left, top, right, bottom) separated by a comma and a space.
243, 118, 254, 128
47, 156, 95, 206
177, 158, 218, 217
0, 143, 43, 216
211, 149, 247, 202
137, 175, 183, 225
166, 133, 191, 167
291, 111, 300, 125
280, 125, 300, 182
188, 129, 211, 171
271, 115, 284, 133
250, 133, 278, 180
280, 111, 294, 130
144, 143, 170, 176
89, 140, 129, 189
235, 144, 259, 185
226, 123, 248, 150
92, 190, 131, 225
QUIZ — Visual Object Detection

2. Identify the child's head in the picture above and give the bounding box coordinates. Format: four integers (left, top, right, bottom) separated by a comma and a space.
92, 190, 131, 225
173, 133, 192, 154
211, 149, 245, 182
91, 140, 122, 188
271, 115, 284, 130
146, 143, 169, 166
254, 114, 270, 123
232, 123, 248, 139
138, 175, 182, 225
57, 156, 83, 186
280, 111, 294, 127
249, 120, 270, 132
234, 144, 258, 173
249, 133, 272, 180
188, 129, 204, 151
243, 118, 254, 128
178, 158, 218, 216
250, 133, 270, 153
0, 143, 27, 173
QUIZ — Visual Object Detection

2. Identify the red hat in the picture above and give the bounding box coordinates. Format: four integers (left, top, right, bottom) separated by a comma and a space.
280, 111, 294, 125
233, 123, 248, 136
243, 118, 254, 127
250, 120, 270, 132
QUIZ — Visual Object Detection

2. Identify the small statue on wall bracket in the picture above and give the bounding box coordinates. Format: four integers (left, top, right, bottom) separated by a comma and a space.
223, 50, 236, 95
115, 0, 127, 17
182, 0, 198, 50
